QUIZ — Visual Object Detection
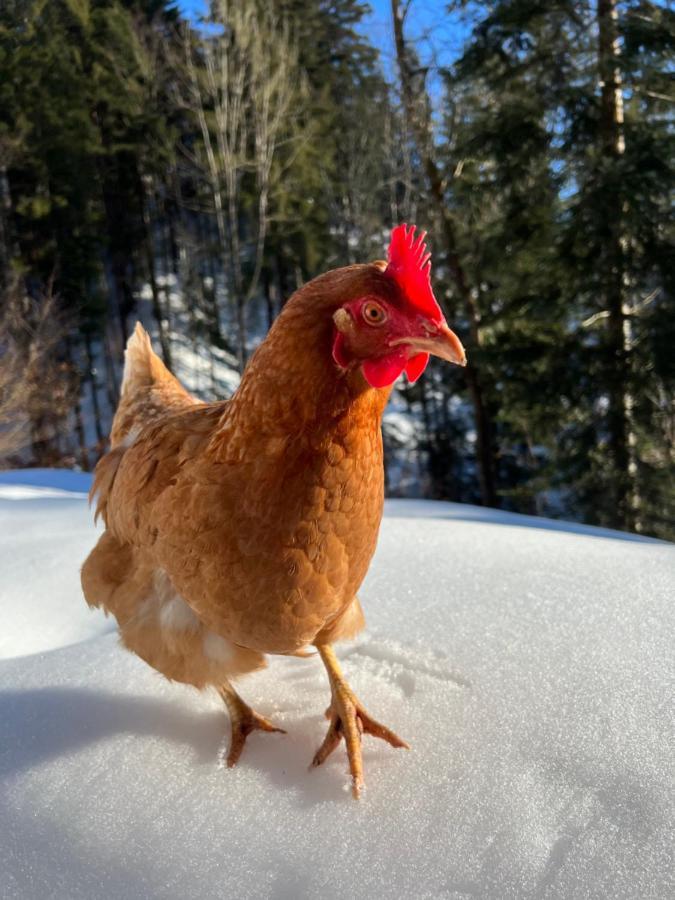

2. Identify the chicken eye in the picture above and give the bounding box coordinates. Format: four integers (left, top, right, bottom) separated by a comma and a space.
362, 301, 387, 326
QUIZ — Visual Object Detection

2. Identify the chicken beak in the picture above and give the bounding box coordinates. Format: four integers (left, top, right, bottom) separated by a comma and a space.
430, 323, 467, 366
398, 323, 467, 367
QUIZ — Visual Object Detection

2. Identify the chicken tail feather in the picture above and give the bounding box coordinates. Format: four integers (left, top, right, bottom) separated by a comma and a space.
109, 323, 197, 449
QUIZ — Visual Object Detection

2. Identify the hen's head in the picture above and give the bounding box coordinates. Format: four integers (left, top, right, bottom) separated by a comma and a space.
331, 224, 466, 389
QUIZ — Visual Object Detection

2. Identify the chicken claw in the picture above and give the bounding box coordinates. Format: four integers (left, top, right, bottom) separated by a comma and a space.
312, 644, 409, 798
219, 683, 286, 768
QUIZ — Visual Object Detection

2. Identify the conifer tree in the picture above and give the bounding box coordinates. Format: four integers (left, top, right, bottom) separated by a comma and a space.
445, 0, 674, 535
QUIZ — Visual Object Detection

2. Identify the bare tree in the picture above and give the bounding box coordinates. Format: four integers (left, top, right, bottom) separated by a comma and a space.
0, 279, 79, 467
183, 0, 301, 372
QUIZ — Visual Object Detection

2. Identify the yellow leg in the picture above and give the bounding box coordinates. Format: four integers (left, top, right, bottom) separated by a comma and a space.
219, 681, 286, 768
312, 644, 409, 798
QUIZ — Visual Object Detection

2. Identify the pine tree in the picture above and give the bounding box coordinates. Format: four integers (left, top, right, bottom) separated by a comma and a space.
445, 0, 674, 536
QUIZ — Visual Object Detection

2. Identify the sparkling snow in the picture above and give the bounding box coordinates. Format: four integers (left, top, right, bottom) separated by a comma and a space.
0, 471, 673, 899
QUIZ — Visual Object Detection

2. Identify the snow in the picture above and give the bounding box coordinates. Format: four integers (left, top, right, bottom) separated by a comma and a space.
1, 471, 673, 899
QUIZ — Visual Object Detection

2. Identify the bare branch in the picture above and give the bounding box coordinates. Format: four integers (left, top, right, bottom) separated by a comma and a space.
0, 279, 76, 465
180, 1, 303, 370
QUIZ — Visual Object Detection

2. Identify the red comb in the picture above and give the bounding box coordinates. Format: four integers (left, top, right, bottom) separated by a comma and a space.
385, 224, 442, 321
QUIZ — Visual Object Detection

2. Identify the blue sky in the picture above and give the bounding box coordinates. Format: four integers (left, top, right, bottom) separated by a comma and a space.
176, 1, 470, 78
363, 0, 469, 73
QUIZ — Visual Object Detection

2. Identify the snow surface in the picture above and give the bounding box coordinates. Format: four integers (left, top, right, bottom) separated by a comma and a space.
1, 470, 673, 899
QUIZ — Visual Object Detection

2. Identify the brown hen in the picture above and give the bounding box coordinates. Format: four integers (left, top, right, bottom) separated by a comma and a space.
81, 225, 466, 797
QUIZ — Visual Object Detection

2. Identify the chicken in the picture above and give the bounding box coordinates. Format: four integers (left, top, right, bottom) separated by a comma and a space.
81, 224, 466, 797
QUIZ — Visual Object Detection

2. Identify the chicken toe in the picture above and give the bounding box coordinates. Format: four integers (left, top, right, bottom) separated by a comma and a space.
312, 644, 409, 798
219, 682, 286, 768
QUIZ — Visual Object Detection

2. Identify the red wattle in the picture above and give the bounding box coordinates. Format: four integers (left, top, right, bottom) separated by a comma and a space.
362, 350, 408, 389
404, 352, 429, 383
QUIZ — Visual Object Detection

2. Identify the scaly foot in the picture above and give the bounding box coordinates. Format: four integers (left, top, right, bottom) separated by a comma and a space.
312, 645, 409, 798
219, 683, 286, 768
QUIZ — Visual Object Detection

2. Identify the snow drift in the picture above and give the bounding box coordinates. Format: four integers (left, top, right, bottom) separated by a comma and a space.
1, 470, 672, 899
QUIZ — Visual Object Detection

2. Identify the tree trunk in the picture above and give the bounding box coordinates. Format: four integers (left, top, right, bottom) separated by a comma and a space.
0, 165, 15, 291
263, 270, 276, 329
596, 0, 639, 530
140, 182, 173, 369
103, 320, 120, 414
235, 296, 247, 374
193, 206, 224, 347
166, 189, 180, 277
65, 337, 90, 471
226, 185, 247, 374
84, 331, 104, 445
391, 0, 498, 507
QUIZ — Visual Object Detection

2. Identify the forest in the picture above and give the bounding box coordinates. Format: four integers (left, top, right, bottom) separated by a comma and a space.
0, 0, 673, 538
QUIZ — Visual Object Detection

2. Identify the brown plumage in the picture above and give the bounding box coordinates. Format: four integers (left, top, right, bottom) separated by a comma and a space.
82, 228, 466, 796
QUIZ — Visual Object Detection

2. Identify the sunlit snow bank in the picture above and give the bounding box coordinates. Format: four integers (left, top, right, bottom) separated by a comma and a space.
1, 471, 673, 899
